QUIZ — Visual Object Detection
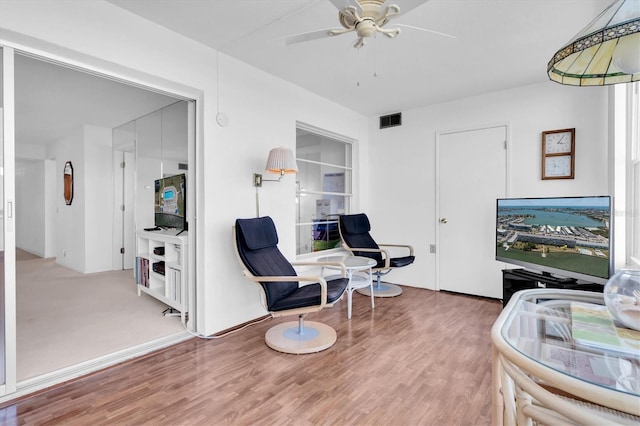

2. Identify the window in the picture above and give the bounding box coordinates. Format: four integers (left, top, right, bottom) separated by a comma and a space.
295, 124, 353, 256
628, 82, 639, 267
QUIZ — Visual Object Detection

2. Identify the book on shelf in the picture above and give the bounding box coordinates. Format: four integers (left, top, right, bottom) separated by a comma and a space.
166, 267, 181, 303
570, 302, 640, 356
135, 257, 150, 288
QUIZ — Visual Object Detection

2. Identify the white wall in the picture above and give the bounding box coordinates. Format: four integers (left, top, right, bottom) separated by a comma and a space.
54, 126, 86, 271
368, 82, 609, 290
51, 124, 113, 273
0, 0, 369, 335
209, 53, 369, 331
83, 125, 113, 273
15, 159, 45, 256
1, 1, 610, 337
43, 159, 55, 258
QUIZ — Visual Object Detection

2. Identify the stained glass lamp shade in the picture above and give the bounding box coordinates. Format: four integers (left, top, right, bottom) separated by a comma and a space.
548, 0, 640, 86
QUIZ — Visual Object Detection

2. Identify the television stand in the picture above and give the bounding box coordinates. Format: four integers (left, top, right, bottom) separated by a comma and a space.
502, 268, 602, 307
136, 230, 189, 324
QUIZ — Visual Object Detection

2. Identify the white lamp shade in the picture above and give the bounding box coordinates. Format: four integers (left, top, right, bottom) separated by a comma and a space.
265, 147, 298, 175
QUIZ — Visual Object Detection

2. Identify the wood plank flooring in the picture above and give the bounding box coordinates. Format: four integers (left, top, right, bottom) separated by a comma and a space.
1, 286, 502, 425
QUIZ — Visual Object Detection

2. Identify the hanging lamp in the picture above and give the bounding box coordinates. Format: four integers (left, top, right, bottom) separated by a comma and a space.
548, 0, 640, 86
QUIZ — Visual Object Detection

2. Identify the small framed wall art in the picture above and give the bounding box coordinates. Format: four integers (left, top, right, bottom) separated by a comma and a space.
63, 161, 74, 205
541, 128, 575, 180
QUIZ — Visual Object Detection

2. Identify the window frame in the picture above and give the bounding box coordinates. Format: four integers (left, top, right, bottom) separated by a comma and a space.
627, 82, 639, 267
295, 122, 355, 258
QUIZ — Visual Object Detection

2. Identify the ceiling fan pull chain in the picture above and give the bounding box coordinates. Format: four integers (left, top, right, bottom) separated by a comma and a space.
356, 46, 361, 86
373, 35, 378, 78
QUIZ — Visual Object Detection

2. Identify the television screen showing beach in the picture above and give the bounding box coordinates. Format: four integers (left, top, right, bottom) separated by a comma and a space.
496, 197, 610, 279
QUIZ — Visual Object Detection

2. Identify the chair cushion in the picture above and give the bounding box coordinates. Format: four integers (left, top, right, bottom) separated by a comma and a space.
236, 216, 348, 312
340, 213, 371, 235
339, 214, 383, 263
236, 216, 278, 250
235, 217, 298, 310
270, 277, 349, 312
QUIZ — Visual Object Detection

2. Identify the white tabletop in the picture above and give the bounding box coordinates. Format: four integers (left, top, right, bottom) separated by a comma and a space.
317, 255, 376, 269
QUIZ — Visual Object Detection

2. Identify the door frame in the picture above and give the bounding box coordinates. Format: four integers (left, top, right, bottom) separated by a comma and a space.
434, 121, 511, 292
1, 47, 18, 397
0, 36, 202, 401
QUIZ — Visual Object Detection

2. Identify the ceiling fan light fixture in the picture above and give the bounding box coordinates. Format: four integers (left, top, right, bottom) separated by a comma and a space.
356, 19, 378, 38
284, 0, 453, 48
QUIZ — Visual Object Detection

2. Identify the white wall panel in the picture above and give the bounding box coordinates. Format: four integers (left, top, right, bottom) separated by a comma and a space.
0, 0, 369, 335
369, 82, 609, 290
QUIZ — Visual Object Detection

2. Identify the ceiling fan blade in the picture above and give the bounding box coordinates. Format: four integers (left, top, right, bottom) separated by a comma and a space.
283, 28, 338, 46
328, 0, 361, 12
393, 0, 429, 18
396, 23, 456, 39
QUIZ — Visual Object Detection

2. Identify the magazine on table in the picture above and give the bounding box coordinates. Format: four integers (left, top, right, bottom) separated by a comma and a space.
570, 302, 640, 357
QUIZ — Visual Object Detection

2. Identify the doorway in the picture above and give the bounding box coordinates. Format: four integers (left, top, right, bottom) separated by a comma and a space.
1, 48, 196, 398
436, 124, 507, 299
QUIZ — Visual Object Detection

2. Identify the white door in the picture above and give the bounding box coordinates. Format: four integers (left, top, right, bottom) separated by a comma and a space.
437, 125, 507, 299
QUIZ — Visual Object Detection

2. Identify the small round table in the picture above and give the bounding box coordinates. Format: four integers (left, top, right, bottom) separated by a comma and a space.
318, 255, 376, 319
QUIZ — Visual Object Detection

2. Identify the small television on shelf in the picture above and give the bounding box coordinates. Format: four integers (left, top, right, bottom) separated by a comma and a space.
496, 195, 612, 285
154, 173, 186, 230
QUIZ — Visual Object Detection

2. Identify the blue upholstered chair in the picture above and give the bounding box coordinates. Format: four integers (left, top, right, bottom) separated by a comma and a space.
338, 213, 415, 297
234, 216, 349, 354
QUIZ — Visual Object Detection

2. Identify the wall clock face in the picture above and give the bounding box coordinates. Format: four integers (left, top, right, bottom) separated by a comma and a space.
544, 155, 572, 177
544, 131, 573, 154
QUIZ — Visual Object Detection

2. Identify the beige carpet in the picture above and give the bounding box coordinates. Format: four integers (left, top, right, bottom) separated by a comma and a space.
16, 254, 184, 381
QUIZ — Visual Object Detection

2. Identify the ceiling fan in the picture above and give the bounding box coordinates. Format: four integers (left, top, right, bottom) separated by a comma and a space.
285, 0, 453, 49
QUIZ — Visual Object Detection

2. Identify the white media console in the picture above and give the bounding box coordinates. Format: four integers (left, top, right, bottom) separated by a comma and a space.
135, 230, 188, 324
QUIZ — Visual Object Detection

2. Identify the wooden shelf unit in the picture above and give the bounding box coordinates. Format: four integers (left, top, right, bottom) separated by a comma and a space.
136, 230, 188, 324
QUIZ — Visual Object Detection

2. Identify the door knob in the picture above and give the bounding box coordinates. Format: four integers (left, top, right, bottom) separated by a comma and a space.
440, 218, 447, 224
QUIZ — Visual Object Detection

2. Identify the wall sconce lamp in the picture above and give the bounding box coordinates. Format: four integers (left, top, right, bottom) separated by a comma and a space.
253, 147, 298, 217
253, 147, 298, 187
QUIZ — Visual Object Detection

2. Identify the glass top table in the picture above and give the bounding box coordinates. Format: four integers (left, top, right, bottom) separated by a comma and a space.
491, 288, 640, 424
317, 255, 376, 319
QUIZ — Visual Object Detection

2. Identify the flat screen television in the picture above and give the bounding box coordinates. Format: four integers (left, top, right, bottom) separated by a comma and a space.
496, 196, 612, 285
154, 174, 186, 230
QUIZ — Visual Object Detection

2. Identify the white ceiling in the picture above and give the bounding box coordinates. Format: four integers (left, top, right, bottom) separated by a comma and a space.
105, 0, 614, 116
11, 55, 180, 148
4, 0, 615, 149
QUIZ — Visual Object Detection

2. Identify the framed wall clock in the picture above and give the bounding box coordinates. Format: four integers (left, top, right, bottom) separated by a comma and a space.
541, 128, 575, 180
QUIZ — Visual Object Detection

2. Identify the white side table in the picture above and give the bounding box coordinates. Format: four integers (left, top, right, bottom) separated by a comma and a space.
318, 255, 376, 319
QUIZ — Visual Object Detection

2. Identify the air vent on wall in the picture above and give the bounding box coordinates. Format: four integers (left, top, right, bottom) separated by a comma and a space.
379, 112, 402, 129
178, 163, 188, 170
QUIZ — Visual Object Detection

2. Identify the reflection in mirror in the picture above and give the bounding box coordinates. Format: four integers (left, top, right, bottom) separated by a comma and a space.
113, 100, 188, 268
